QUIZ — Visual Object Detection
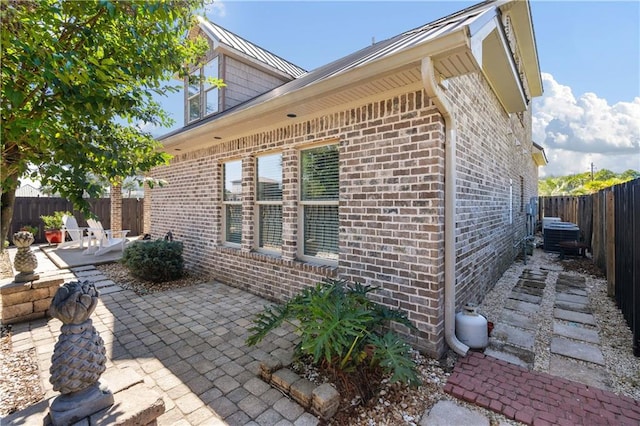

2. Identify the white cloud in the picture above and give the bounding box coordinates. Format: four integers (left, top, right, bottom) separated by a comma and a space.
204, 1, 226, 18
533, 73, 640, 177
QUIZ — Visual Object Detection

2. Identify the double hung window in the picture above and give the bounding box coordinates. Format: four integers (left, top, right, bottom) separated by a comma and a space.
299, 144, 339, 261
223, 160, 242, 245
256, 153, 283, 252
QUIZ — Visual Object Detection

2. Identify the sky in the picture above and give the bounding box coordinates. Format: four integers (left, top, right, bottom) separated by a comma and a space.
158, 0, 640, 178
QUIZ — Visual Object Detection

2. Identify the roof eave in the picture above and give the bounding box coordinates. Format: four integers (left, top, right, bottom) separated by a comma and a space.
499, 1, 543, 97
161, 29, 470, 150
470, 13, 527, 113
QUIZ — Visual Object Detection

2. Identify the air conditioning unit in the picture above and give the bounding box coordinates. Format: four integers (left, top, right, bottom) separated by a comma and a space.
543, 222, 580, 252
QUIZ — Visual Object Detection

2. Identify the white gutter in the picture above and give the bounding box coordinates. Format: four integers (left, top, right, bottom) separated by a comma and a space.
421, 57, 469, 356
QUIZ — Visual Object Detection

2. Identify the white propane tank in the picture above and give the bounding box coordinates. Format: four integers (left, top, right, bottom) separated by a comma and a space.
455, 303, 489, 349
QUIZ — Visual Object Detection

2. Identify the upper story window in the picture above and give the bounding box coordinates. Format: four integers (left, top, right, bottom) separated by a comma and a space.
256, 153, 283, 252
223, 159, 242, 245
299, 144, 339, 262
187, 57, 219, 123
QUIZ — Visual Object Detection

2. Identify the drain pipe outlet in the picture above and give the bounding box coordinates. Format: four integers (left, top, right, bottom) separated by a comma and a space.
421, 57, 469, 356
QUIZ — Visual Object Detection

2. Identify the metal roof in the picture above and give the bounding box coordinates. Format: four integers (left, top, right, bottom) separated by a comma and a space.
197, 17, 307, 79
161, 1, 500, 140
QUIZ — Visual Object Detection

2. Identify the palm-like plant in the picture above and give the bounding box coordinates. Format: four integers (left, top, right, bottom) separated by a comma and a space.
247, 278, 420, 387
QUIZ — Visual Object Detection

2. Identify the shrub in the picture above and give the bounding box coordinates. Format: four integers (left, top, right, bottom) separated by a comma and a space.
120, 240, 184, 283
247, 278, 420, 388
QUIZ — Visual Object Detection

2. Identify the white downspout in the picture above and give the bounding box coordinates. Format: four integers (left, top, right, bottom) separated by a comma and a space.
421, 57, 469, 356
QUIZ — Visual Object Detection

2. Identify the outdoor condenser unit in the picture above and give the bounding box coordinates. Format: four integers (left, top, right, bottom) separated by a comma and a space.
543, 222, 580, 252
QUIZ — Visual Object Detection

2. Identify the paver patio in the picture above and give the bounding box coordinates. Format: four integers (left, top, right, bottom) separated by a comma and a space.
7, 262, 317, 425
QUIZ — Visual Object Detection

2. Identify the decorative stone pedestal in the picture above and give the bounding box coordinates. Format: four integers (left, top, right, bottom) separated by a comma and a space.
2, 366, 165, 426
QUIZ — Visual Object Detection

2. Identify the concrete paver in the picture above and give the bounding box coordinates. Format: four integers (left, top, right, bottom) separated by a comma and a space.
550, 336, 606, 365
553, 307, 597, 325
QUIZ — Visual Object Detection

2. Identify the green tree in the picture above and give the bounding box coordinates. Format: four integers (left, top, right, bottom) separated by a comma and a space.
539, 169, 639, 196
1, 0, 217, 245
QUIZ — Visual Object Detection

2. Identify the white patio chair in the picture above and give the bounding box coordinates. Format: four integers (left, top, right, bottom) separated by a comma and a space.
85, 218, 130, 256
58, 215, 87, 250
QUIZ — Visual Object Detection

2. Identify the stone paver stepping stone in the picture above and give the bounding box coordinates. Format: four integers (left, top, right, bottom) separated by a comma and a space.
554, 308, 597, 326
491, 324, 535, 350
548, 355, 610, 390
420, 400, 489, 426
501, 309, 536, 331
506, 299, 539, 314
553, 321, 600, 344
508, 291, 541, 304
556, 293, 589, 304
555, 300, 592, 313
550, 337, 605, 365
483, 348, 530, 368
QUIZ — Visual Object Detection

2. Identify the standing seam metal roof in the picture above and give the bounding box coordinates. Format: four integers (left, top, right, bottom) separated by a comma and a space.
197, 17, 307, 79
161, 1, 500, 139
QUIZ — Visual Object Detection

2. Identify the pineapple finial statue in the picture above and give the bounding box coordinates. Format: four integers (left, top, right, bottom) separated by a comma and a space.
12, 231, 39, 282
48, 281, 113, 425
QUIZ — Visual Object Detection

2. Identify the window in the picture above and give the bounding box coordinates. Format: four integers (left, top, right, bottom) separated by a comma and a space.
223, 160, 242, 245
299, 144, 339, 261
187, 57, 219, 123
256, 153, 282, 252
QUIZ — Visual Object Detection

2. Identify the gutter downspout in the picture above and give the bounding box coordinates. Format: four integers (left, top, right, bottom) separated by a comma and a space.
421, 57, 469, 356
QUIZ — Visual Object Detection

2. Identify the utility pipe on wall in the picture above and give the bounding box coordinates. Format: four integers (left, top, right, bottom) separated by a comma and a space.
421, 57, 469, 356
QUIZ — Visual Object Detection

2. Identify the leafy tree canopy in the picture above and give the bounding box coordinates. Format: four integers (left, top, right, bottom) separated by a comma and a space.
539, 169, 639, 196
1, 0, 214, 243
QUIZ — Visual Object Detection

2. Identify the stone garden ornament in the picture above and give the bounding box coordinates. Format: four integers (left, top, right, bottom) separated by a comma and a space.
12, 230, 39, 282
48, 280, 113, 425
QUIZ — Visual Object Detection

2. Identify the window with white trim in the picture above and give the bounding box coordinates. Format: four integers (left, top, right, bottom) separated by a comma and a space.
223, 160, 242, 245
256, 153, 282, 252
299, 144, 339, 261
187, 57, 219, 123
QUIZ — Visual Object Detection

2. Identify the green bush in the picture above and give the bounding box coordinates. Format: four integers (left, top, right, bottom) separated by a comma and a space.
121, 240, 184, 283
247, 278, 420, 387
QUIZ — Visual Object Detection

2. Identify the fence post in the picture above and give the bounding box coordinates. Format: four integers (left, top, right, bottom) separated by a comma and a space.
110, 184, 122, 233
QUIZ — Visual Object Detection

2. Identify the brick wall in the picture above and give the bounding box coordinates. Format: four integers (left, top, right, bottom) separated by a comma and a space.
442, 72, 538, 314
150, 72, 539, 356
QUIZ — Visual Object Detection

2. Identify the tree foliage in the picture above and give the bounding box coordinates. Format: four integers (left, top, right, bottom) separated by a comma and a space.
538, 169, 639, 196
1, 0, 213, 243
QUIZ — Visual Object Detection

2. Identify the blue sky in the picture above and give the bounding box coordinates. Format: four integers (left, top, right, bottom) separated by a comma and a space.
158, 0, 640, 177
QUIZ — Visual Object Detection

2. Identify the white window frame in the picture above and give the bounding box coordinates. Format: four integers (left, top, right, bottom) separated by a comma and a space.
187, 56, 219, 123
255, 153, 283, 254
222, 160, 242, 247
297, 144, 339, 265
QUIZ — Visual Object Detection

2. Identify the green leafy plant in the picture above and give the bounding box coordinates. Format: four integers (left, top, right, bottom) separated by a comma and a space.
40, 211, 72, 230
120, 240, 184, 283
19, 225, 39, 236
247, 278, 420, 387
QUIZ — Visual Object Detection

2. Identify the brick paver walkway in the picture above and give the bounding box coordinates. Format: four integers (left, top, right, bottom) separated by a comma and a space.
9, 264, 318, 426
444, 351, 640, 426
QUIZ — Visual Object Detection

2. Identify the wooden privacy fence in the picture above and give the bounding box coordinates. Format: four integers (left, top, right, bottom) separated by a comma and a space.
9, 197, 144, 244
539, 178, 639, 356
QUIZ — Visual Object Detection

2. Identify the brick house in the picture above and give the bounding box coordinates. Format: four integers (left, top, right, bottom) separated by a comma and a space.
147, 0, 547, 357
